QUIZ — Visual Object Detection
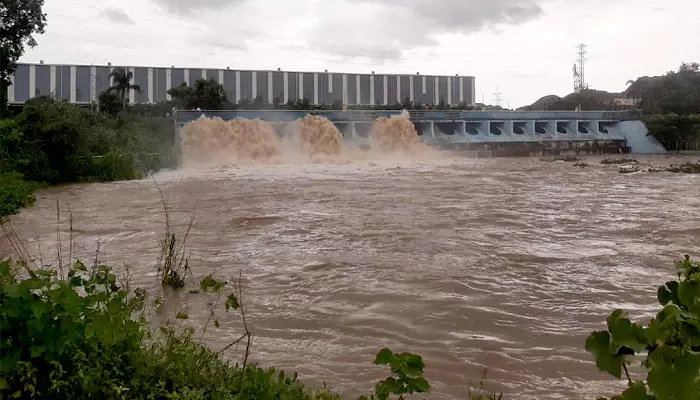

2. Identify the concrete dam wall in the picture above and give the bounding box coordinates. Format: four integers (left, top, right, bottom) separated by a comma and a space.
173, 109, 667, 156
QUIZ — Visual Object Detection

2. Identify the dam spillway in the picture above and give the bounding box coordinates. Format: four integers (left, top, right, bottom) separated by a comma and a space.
173, 109, 666, 158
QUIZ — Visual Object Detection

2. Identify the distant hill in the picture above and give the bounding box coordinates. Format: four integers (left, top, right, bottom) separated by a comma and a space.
521, 63, 699, 113
473, 103, 506, 111
520, 90, 623, 111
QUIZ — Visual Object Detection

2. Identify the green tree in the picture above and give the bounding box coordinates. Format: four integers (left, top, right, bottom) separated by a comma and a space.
0, 0, 47, 112
106, 67, 141, 111
98, 91, 122, 116
167, 78, 227, 110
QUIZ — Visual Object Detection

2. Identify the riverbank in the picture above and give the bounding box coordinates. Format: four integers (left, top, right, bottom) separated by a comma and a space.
0, 97, 175, 220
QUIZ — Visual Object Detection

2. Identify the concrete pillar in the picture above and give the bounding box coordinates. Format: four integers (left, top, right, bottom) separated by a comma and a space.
283, 72, 289, 103
147, 67, 154, 103
50, 65, 56, 98
29, 64, 36, 98
235, 71, 241, 102
252, 71, 257, 99
90, 66, 97, 103
166, 69, 172, 101
268, 72, 273, 104
383, 75, 388, 105
313, 73, 319, 104
70, 65, 77, 103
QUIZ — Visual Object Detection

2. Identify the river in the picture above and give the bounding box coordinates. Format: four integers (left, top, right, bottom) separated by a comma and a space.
2, 155, 699, 399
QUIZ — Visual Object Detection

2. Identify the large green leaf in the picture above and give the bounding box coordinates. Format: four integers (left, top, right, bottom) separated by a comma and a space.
413, 376, 430, 393
585, 331, 624, 378
612, 382, 654, 400
607, 310, 648, 352
647, 348, 700, 398
678, 281, 700, 309
646, 305, 682, 344
374, 348, 393, 366
658, 281, 681, 307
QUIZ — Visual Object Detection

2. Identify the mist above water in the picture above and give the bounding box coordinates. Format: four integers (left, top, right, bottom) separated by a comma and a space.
180, 111, 438, 167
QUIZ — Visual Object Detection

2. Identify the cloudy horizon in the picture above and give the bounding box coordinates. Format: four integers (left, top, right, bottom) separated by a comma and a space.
19, 0, 700, 108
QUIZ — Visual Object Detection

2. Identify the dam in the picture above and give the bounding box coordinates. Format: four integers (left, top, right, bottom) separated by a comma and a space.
173, 109, 667, 158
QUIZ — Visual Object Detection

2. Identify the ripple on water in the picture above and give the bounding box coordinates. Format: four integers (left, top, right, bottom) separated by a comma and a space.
3, 156, 700, 400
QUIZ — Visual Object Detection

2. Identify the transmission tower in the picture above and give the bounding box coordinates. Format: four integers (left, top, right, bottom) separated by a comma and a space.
492, 86, 502, 107
573, 43, 588, 92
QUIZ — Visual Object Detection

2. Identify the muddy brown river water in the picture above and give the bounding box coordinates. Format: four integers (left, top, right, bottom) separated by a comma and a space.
3, 156, 700, 399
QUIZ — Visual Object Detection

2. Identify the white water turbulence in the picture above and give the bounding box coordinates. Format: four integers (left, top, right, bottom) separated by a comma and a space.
180, 111, 442, 167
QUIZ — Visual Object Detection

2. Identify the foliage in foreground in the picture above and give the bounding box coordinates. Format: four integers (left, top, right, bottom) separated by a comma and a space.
0, 259, 339, 400
586, 255, 700, 399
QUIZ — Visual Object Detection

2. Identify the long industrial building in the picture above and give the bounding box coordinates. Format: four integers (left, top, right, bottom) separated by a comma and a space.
8, 62, 476, 107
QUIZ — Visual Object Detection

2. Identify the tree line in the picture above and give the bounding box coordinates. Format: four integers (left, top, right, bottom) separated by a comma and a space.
96, 68, 480, 116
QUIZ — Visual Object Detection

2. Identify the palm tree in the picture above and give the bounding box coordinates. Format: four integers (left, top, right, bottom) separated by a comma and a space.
106, 67, 141, 111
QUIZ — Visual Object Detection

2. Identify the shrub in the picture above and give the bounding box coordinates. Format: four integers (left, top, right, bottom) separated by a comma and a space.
586, 255, 700, 399
0, 259, 340, 400
2, 97, 174, 186
360, 348, 431, 400
0, 172, 37, 219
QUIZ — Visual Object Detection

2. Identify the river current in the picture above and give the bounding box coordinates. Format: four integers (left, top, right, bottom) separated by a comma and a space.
2, 155, 699, 399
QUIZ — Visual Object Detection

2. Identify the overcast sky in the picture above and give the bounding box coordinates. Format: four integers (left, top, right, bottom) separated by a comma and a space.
20, 0, 700, 108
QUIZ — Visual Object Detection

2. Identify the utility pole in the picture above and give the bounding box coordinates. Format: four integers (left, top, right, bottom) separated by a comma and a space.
492, 86, 502, 107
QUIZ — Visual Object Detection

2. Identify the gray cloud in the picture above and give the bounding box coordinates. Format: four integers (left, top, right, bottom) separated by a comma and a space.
151, 0, 546, 61
100, 8, 135, 24
153, 0, 243, 14
299, 0, 545, 60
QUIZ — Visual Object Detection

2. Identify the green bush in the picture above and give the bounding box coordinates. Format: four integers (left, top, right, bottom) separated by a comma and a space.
1, 97, 174, 187
0, 260, 340, 400
360, 349, 430, 400
0, 172, 37, 218
586, 255, 700, 399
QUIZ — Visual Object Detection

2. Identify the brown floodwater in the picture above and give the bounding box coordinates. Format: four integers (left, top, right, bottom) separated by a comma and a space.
2, 155, 700, 399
